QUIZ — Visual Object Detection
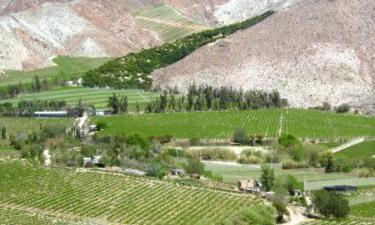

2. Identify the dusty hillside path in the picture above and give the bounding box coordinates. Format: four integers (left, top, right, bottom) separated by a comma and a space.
330, 137, 365, 153
285, 206, 312, 225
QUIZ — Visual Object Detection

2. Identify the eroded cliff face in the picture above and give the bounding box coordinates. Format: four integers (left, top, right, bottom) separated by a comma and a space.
153, 0, 375, 109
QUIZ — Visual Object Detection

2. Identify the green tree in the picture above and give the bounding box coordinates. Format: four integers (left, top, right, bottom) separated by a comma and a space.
233, 128, 249, 145
34, 76, 42, 92
312, 190, 350, 219
108, 93, 120, 114
1, 126, 6, 139
185, 157, 205, 177
260, 164, 275, 191
278, 134, 300, 150
120, 95, 128, 114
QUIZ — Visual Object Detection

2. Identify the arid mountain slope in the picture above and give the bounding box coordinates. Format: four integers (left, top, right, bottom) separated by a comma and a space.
0, 0, 304, 71
153, 0, 375, 109
0, 0, 162, 70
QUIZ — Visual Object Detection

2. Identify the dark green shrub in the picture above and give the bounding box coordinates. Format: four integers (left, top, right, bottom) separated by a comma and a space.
312, 190, 350, 219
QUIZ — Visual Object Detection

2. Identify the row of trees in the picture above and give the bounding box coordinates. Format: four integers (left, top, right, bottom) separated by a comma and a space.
0, 100, 66, 116
145, 86, 288, 113
0, 76, 50, 100
107, 94, 131, 114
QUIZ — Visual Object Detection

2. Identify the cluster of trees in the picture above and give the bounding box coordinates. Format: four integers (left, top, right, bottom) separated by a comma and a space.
145, 86, 288, 113
232, 128, 265, 145
83, 11, 274, 89
0, 76, 51, 100
0, 100, 66, 116
107, 94, 132, 114
311, 102, 351, 114
312, 190, 350, 219
276, 134, 374, 173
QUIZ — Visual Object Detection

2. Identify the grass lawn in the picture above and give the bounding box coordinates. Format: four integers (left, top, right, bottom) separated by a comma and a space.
1, 56, 111, 87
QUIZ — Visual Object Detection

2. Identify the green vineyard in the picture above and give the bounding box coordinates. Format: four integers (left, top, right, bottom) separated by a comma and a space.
0, 161, 258, 225
0, 88, 159, 110
95, 109, 375, 139
135, 5, 208, 42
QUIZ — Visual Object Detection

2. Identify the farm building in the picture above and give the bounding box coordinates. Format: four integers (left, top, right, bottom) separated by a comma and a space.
171, 168, 185, 176
324, 185, 357, 192
33, 111, 67, 118
238, 180, 262, 192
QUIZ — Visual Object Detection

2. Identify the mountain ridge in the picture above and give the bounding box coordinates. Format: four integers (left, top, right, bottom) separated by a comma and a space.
152, 0, 375, 109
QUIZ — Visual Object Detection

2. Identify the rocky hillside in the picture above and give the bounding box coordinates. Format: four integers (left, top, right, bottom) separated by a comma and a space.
153, 0, 375, 110
0, 0, 302, 71
0, 0, 162, 70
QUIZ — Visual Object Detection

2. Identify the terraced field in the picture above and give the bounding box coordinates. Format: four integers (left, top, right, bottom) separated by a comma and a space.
94, 109, 375, 139
0, 117, 73, 136
1, 56, 111, 87
0, 88, 159, 110
135, 5, 208, 42
0, 161, 258, 225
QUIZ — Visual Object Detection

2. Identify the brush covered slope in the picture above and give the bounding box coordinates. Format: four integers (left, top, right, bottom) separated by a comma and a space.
153, 0, 375, 110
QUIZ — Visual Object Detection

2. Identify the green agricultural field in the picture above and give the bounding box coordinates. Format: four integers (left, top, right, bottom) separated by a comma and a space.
335, 141, 375, 163
351, 201, 375, 218
205, 162, 358, 184
135, 5, 208, 42
94, 109, 375, 139
0, 88, 160, 110
1, 56, 111, 87
0, 207, 81, 225
0, 161, 259, 225
0, 117, 73, 136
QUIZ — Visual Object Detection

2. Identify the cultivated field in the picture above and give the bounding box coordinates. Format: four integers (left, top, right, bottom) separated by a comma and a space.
135, 5, 208, 42
0, 117, 73, 136
335, 141, 375, 163
1, 56, 111, 87
0, 88, 159, 110
0, 161, 258, 225
94, 109, 375, 139
205, 162, 359, 184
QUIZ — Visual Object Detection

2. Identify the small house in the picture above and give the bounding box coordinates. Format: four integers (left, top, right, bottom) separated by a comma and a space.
33, 111, 67, 118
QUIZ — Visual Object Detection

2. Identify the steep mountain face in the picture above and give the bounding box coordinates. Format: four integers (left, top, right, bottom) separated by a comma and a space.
153, 0, 375, 109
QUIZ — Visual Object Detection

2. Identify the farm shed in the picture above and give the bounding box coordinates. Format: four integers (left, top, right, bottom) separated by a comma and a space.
324, 185, 357, 192
238, 180, 261, 192
33, 111, 67, 118
171, 169, 185, 176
